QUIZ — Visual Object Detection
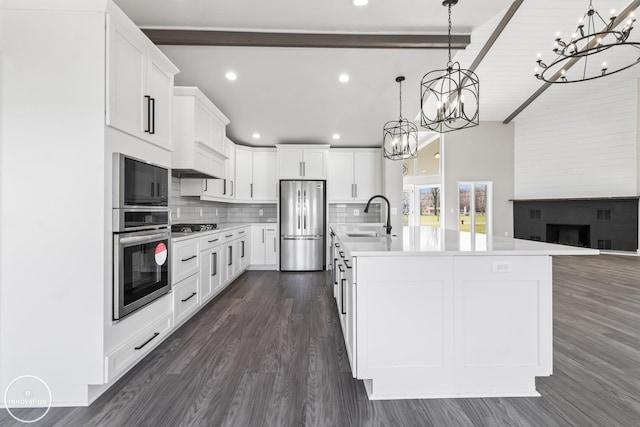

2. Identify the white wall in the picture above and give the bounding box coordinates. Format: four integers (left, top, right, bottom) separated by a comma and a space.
382, 156, 403, 235
514, 79, 638, 199
443, 122, 515, 237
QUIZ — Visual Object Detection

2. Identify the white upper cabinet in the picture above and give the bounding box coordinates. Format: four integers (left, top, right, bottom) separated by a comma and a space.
276, 145, 329, 179
172, 87, 229, 179
235, 146, 253, 201
252, 151, 278, 201
235, 147, 278, 202
106, 9, 178, 150
327, 149, 381, 203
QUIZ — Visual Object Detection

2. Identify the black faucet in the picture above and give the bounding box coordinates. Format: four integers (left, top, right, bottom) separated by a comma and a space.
364, 195, 392, 235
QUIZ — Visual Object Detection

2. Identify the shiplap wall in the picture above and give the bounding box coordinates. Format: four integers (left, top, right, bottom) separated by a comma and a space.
514, 79, 638, 199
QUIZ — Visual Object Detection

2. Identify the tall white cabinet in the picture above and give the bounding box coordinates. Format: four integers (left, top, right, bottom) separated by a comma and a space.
0, 1, 178, 407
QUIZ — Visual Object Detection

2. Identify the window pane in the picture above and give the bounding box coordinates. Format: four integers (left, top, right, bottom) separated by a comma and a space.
458, 184, 471, 232
420, 186, 441, 228
474, 184, 487, 235
402, 188, 411, 226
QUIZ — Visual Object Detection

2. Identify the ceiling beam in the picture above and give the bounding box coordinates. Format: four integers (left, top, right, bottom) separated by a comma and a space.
142, 29, 471, 50
504, 0, 640, 124
467, 0, 524, 74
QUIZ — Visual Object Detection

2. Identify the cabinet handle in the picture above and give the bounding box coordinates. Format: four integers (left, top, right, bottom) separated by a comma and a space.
339, 251, 345, 258
335, 243, 340, 248
208, 238, 219, 243
239, 230, 246, 234
204, 180, 208, 192
341, 278, 346, 315
228, 246, 233, 265
150, 97, 156, 135
300, 161, 303, 177
241, 240, 245, 258
151, 182, 155, 197
225, 234, 233, 238
134, 332, 159, 350
354, 183, 357, 198
250, 183, 253, 198
181, 255, 197, 262
181, 292, 197, 303
274, 237, 277, 252
223, 179, 227, 195
303, 161, 306, 177
144, 95, 151, 133
338, 264, 345, 273
351, 183, 354, 198
231, 181, 234, 197
262, 229, 265, 244
212, 253, 217, 277
344, 259, 352, 269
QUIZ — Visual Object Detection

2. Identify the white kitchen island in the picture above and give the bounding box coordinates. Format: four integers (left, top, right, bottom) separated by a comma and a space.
329, 225, 598, 400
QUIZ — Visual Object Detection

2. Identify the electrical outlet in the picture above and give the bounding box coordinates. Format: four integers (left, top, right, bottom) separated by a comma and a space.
215, 208, 218, 216
504, 231, 508, 237
353, 209, 360, 216
199, 208, 203, 217
492, 262, 513, 273
176, 207, 181, 218
259, 209, 263, 216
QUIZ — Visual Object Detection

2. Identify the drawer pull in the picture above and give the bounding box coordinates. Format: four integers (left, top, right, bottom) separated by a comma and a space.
344, 259, 352, 269
181, 292, 197, 303
181, 255, 197, 262
208, 238, 219, 243
225, 234, 234, 238
134, 332, 159, 350
239, 230, 246, 234
338, 264, 345, 273
339, 251, 345, 258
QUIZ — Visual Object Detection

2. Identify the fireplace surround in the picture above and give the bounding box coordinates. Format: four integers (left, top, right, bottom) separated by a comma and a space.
513, 197, 638, 252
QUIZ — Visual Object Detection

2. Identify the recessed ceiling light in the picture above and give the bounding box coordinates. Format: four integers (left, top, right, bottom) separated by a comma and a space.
252, 132, 260, 139
339, 74, 350, 83
353, 0, 368, 6
332, 134, 341, 140
225, 71, 237, 81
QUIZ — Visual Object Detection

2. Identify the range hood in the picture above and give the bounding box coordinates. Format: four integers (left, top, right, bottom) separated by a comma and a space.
171, 168, 222, 179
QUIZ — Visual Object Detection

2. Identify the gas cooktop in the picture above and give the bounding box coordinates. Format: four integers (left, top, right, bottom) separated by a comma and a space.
171, 223, 218, 233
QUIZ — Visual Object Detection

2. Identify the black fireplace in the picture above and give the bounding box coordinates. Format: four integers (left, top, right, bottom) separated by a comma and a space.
546, 224, 590, 247
513, 197, 639, 251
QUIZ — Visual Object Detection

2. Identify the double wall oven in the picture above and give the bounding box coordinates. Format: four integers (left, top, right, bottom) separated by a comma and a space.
113, 154, 171, 320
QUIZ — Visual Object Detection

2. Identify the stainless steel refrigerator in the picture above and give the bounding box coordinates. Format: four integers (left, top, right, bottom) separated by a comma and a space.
280, 180, 325, 271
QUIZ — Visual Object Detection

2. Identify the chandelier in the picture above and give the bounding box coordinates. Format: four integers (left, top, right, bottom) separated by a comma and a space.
383, 76, 418, 160
535, 1, 639, 83
421, 0, 479, 133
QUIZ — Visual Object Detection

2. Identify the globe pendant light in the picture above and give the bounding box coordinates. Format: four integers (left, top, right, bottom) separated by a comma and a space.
421, 0, 479, 133
383, 76, 418, 160
534, 0, 640, 84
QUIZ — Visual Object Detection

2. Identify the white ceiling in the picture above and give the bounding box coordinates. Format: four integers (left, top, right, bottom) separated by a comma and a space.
114, 0, 640, 147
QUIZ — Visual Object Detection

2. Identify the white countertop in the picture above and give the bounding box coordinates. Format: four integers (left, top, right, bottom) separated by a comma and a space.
331, 224, 600, 257
171, 223, 274, 242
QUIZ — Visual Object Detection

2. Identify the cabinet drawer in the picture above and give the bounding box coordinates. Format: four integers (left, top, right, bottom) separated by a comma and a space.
200, 232, 223, 251
173, 274, 200, 326
105, 313, 172, 382
172, 238, 199, 283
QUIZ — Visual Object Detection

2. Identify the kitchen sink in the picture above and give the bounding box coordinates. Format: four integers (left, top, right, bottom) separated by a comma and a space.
346, 231, 381, 237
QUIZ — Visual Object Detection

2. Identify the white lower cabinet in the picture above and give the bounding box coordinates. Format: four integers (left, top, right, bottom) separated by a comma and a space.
172, 238, 199, 283
249, 225, 278, 269
173, 272, 200, 326
105, 313, 172, 382
200, 239, 223, 304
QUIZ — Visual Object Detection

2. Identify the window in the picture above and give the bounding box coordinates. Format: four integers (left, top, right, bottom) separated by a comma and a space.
458, 182, 492, 249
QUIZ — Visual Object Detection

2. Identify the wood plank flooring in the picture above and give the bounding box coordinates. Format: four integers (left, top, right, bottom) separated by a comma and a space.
2, 255, 640, 426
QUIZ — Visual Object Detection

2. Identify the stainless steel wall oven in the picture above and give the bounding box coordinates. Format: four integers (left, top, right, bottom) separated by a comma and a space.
113, 154, 171, 320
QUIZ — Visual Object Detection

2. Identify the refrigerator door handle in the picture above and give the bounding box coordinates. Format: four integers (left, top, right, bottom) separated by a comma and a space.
282, 236, 322, 240
303, 190, 307, 230
297, 190, 301, 229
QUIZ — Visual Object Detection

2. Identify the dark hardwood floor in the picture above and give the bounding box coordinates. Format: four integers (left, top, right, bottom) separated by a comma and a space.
3, 255, 640, 426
